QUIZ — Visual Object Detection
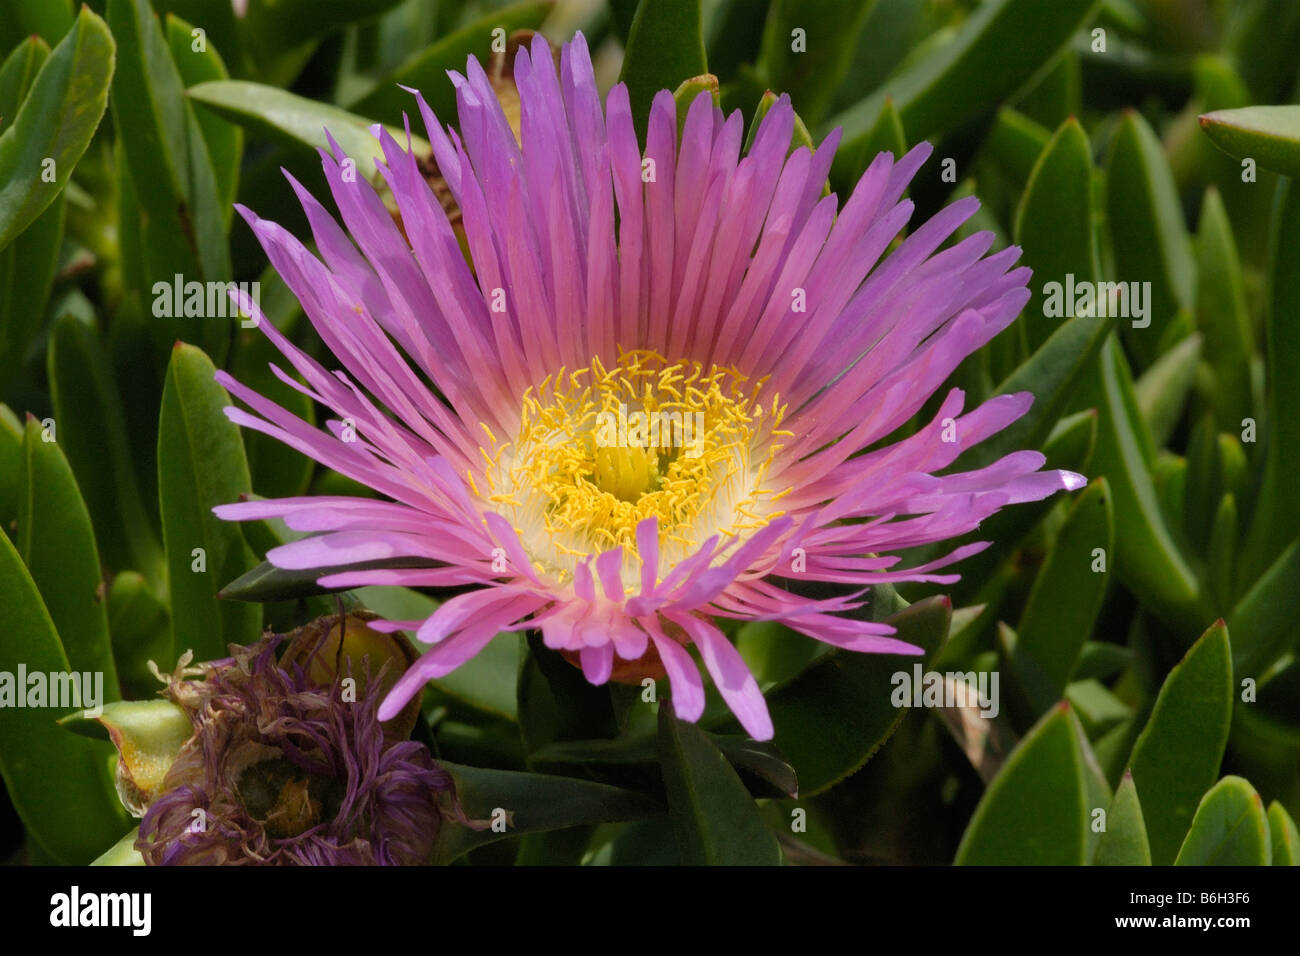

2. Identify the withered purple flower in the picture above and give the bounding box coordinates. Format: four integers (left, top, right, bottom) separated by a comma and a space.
135, 617, 453, 865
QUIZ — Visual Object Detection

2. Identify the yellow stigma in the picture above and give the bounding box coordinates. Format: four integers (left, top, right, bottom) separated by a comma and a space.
477, 349, 793, 587
594, 441, 658, 502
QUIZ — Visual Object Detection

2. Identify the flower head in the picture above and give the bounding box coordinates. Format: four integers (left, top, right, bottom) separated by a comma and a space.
214, 32, 1083, 741
135, 618, 452, 865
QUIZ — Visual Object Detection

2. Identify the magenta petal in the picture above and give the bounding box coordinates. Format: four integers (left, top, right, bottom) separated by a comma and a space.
579, 643, 614, 684
644, 618, 706, 723
669, 613, 773, 741
378, 625, 497, 720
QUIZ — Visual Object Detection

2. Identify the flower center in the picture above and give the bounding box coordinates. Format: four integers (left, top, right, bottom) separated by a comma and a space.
477, 350, 793, 587
593, 440, 659, 503
237, 754, 342, 839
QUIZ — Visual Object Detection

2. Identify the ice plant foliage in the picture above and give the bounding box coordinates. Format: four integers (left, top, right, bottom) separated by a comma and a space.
213, 33, 1083, 741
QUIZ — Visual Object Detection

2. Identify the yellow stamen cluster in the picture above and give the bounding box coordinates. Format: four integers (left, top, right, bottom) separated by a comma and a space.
477, 350, 793, 587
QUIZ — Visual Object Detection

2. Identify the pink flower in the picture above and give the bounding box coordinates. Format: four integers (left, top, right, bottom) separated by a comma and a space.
214, 32, 1083, 741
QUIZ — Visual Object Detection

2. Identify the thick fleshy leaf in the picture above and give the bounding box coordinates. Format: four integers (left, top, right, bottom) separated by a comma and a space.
825, 0, 1097, 189
243, 0, 405, 56
47, 314, 165, 584
347, 1, 553, 122
1074, 640, 1134, 682
712, 596, 949, 796
1013, 47, 1080, 129
1073, 710, 1113, 862
0, 35, 49, 144
700, 0, 770, 83
619, 0, 708, 130
90, 827, 145, 866
0, 531, 128, 862
955, 703, 1088, 865
1174, 775, 1271, 865
431, 762, 661, 864
0, 36, 62, 393
1199, 106, 1300, 178
1080, 336, 1201, 629
157, 343, 261, 664
657, 707, 782, 865
986, 108, 1051, 185
1010, 478, 1113, 715
756, 0, 874, 127
1064, 679, 1130, 737
0, 403, 21, 528
513, 826, 597, 866
1094, 771, 1152, 865
735, 618, 822, 688
153, 0, 244, 75
698, 736, 798, 799
1227, 1, 1300, 102
0, 193, 62, 392
1216, 433, 1247, 506
1240, 179, 1300, 585
1104, 110, 1196, 367
1183, 415, 1219, 552
832, 0, 927, 99
1205, 493, 1238, 614
1134, 331, 1202, 449
0, 0, 73, 49
106, 570, 172, 700
1014, 117, 1099, 351
529, 733, 798, 800
518, 635, 616, 754
1194, 188, 1253, 433
165, 12, 242, 220
107, 0, 228, 280
108, 0, 232, 365
187, 80, 428, 183
859, 95, 908, 167
0, 7, 113, 250
1242, 649, 1300, 743
1228, 536, 1300, 677
1126, 620, 1233, 865
15, 418, 119, 694
1268, 801, 1299, 865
